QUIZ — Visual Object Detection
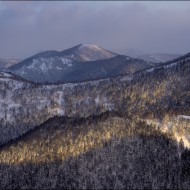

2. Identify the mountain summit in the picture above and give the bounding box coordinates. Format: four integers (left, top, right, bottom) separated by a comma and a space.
61, 43, 118, 61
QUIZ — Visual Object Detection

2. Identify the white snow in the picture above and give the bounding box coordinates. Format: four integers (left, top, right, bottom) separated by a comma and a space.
76, 43, 117, 61
0, 72, 12, 77
146, 68, 155, 73
15, 57, 73, 76
120, 76, 133, 82
0, 78, 11, 82
94, 96, 114, 111
163, 62, 177, 69
95, 96, 100, 104
79, 44, 103, 51
177, 115, 190, 120
54, 91, 64, 105
144, 62, 178, 75
144, 118, 190, 148
60, 57, 72, 65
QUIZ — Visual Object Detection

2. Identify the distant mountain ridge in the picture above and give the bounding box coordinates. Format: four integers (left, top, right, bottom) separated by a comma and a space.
0, 58, 21, 68
138, 53, 182, 63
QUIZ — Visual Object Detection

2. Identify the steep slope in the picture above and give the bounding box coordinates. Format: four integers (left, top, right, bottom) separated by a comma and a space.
0, 58, 21, 68
138, 53, 182, 63
7, 44, 154, 83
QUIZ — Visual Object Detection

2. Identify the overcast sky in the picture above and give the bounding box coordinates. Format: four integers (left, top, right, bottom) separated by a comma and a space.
0, 1, 190, 59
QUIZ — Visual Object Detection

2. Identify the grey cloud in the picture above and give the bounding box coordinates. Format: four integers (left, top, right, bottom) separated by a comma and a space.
0, 1, 190, 59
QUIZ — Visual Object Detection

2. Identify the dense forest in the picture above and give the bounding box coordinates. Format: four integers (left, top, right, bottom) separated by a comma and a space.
0, 56, 190, 188
0, 112, 190, 189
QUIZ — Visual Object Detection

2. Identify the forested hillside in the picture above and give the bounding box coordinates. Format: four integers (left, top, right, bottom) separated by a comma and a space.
1, 55, 190, 145
0, 112, 190, 189
0, 53, 190, 189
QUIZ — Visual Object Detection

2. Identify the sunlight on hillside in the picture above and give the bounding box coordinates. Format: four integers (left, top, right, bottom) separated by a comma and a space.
0, 117, 129, 164
144, 115, 190, 148
0, 117, 166, 165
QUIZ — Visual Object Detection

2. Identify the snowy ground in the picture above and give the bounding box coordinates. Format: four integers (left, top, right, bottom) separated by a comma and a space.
144, 116, 190, 148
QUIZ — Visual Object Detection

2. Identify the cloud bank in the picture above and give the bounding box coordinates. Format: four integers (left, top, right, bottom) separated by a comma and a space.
0, 1, 190, 59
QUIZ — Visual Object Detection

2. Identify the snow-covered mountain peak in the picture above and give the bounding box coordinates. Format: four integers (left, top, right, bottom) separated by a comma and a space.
7, 44, 121, 83
78, 43, 105, 51
69, 43, 118, 61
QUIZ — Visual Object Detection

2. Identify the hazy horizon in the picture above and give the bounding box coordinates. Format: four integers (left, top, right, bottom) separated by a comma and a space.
0, 1, 190, 59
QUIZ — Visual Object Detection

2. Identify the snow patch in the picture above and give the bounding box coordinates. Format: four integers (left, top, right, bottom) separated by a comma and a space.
145, 62, 178, 74
120, 76, 133, 82
177, 115, 190, 120
95, 96, 100, 104
76, 43, 116, 61
144, 118, 190, 148
79, 44, 104, 51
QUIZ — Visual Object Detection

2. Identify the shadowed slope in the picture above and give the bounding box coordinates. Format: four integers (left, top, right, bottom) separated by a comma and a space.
0, 111, 189, 189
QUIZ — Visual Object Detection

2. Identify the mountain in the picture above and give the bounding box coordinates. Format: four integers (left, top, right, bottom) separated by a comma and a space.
0, 58, 21, 68
138, 53, 182, 63
1, 51, 190, 145
1, 51, 190, 188
7, 44, 154, 83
